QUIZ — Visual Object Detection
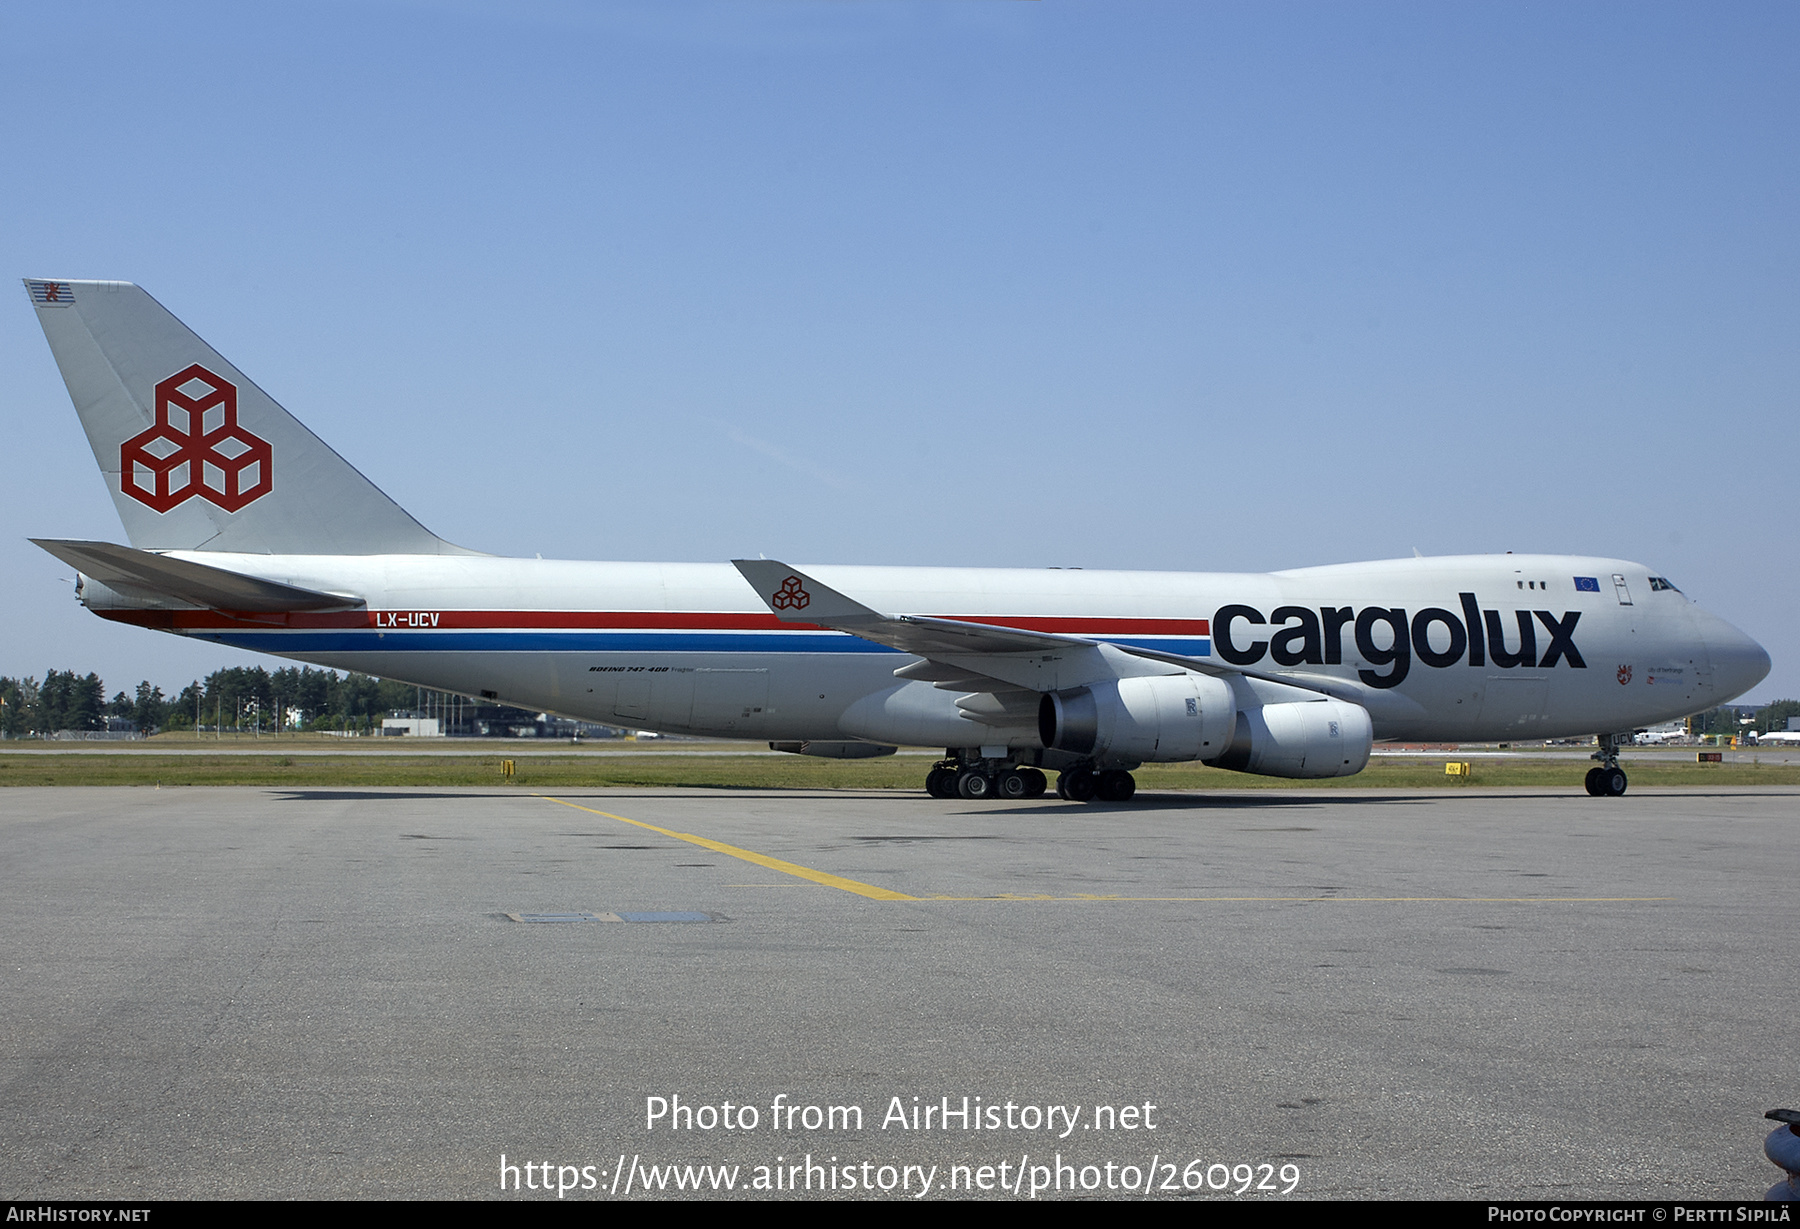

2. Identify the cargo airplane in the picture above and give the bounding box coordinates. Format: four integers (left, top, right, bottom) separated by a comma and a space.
24, 279, 1771, 801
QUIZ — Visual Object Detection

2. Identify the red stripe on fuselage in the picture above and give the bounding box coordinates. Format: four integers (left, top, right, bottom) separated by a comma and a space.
95, 609, 1212, 635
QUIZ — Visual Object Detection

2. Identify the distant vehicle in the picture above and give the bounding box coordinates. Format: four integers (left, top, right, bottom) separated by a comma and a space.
25, 279, 1771, 801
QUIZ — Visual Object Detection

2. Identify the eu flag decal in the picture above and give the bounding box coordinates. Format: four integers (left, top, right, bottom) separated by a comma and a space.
1574, 576, 1601, 592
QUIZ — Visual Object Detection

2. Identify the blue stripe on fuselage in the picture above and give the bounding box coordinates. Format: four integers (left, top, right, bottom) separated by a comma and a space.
1108, 637, 1212, 656
190, 631, 900, 654
182, 629, 1215, 658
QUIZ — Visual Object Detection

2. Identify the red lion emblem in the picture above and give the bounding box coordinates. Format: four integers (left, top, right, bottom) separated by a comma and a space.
1616, 664, 1633, 686
120, 365, 272, 512
772, 575, 810, 611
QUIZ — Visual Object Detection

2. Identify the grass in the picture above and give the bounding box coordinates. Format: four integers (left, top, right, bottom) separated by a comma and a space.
0, 750, 1793, 790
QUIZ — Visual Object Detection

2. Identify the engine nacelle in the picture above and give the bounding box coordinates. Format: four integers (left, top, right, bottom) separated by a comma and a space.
1038, 674, 1237, 764
1204, 698, 1373, 779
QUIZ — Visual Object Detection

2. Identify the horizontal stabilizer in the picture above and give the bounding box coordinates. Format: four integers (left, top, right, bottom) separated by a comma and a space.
32, 539, 364, 612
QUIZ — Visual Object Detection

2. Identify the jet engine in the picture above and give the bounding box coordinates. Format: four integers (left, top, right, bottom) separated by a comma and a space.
1203, 698, 1373, 779
1038, 674, 1237, 763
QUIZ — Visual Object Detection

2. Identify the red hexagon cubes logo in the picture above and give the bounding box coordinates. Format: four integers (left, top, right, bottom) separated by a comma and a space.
772, 576, 810, 610
120, 365, 272, 512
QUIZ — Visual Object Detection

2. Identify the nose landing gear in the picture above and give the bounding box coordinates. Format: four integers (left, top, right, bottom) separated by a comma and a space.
1585, 733, 1630, 796
1584, 765, 1628, 796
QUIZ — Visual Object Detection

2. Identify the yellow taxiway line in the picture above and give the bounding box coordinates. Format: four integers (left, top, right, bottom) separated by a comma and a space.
538, 796, 1670, 905
913, 894, 1673, 902
537, 795, 918, 901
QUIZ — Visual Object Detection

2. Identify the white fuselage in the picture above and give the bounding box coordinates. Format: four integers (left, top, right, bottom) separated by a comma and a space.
91, 552, 1769, 747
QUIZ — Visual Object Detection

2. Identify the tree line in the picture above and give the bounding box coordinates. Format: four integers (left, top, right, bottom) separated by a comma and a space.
0, 666, 466, 737
2, 664, 1794, 739
1691, 698, 1800, 737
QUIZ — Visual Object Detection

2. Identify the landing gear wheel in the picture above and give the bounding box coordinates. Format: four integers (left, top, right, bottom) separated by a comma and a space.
1094, 769, 1137, 802
957, 771, 994, 801
1058, 768, 1097, 802
1588, 733, 1630, 800
926, 766, 958, 798
998, 768, 1030, 800
1021, 768, 1048, 798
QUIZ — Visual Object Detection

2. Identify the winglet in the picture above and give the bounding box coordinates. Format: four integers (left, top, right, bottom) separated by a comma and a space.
731, 560, 885, 625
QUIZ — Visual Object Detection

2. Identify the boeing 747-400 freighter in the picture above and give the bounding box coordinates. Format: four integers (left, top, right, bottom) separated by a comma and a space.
24, 279, 1770, 801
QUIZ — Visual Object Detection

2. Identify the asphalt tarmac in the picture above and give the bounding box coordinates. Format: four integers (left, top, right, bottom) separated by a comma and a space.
2, 785, 1794, 1201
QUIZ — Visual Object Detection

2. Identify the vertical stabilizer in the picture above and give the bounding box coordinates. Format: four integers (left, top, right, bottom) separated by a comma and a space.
25, 278, 474, 555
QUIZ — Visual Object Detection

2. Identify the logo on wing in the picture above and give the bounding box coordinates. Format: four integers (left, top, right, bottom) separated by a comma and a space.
772, 576, 810, 611
120, 365, 272, 512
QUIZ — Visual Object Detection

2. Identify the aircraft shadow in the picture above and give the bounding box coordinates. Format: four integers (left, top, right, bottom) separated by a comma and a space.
547, 790, 1441, 812
270, 790, 516, 801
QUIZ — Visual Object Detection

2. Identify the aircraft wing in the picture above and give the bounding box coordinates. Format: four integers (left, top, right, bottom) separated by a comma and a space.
32, 538, 365, 612
1101, 642, 1378, 706
731, 558, 1352, 700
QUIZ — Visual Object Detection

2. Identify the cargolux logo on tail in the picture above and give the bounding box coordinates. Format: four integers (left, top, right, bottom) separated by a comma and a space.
120, 365, 272, 512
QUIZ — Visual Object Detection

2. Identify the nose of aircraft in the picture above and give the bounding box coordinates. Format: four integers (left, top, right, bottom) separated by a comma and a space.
1700, 610, 1771, 703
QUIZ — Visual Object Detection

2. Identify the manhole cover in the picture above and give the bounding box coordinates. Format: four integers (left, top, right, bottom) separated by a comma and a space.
504, 911, 726, 923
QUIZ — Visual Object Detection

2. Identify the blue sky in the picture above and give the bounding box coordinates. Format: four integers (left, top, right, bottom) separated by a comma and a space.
4, 1, 1796, 702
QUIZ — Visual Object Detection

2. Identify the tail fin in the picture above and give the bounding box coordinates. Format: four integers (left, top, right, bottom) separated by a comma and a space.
25, 278, 474, 555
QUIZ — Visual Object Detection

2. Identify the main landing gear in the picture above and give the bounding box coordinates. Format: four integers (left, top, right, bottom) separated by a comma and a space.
925, 756, 1137, 803
1584, 733, 1630, 797
1054, 767, 1136, 803
926, 759, 1049, 801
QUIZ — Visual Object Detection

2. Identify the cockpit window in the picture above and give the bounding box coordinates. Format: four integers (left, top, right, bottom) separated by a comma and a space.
1648, 577, 1681, 593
